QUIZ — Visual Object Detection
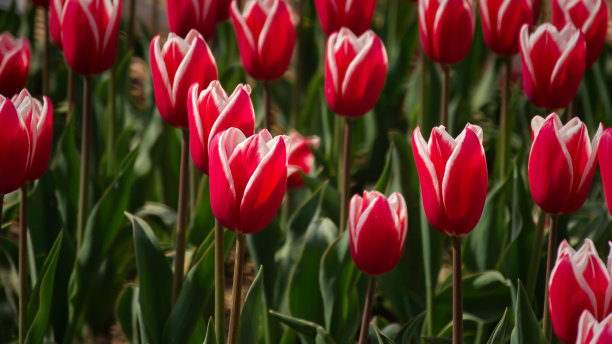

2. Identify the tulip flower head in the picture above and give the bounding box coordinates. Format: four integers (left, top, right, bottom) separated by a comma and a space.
287, 130, 320, 189
548, 239, 612, 344
479, 0, 537, 55
412, 124, 488, 236
325, 28, 388, 118
419, 0, 475, 65
519, 23, 586, 109
188, 81, 256, 175
0, 33, 30, 97
230, 0, 296, 81
553, 0, 609, 68
167, 0, 219, 40
349, 191, 408, 276
576, 310, 612, 344
150, 30, 218, 129
0, 96, 30, 195
597, 128, 612, 216
50, 0, 66, 48
528, 113, 602, 215
313, 0, 376, 36
209, 128, 288, 234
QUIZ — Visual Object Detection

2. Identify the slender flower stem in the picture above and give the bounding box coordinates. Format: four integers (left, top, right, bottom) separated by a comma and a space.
18, 185, 28, 344
214, 220, 225, 344
358, 277, 376, 344
77, 76, 92, 250
0, 194, 4, 227
227, 234, 246, 344
43, 7, 50, 95
291, 0, 305, 129
107, 66, 116, 174
152, 0, 159, 34
339, 118, 353, 234
66, 68, 74, 123
499, 57, 511, 179
418, 47, 427, 132
440, 64, 450, 128
526, 209, 546, 300
452, 236, 463, 344
542, 214, 558, 343
127, 0, 137, 50
565, 100, 575, 121
263, 81, 272, 131
172, 130, 190, 304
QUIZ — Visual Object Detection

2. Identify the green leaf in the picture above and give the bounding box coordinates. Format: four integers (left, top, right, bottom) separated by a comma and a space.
487, 308, 510, 344
374, 324, 395, 344
394, 312, 426, 344
238, 266, 269, 344
301, 174, 340, 224
116, 285, 141, 344
374, 143, 394, 193
203, 317, 216, 344
510, 281, 546, 344
268, 310, 335, 344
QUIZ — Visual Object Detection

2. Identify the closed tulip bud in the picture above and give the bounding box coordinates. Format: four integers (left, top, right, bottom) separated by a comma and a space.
188, 81, 255, 175
60, 0, 121, 75
349, 191, 407, 275
0, 96, 30, 195
528, 113, 602, 214
209, 128, 288, 234
150, 30, 218, 129
548, 239, 612, 344
576, 311, 612, 344
553, 0, 609, 68
325, 28, 388, 118
597, 128, 612, 215
0, 33, 30, 97
230, 0, 296, 81
419, 0, 475, 65
519, 23, 586, 109
167, 0, 219, 40
50, 0, 65, 48
412, 124, 488, 236
479, 0, 536, 55
313, 0, 376, 36
287, 130, 320, 189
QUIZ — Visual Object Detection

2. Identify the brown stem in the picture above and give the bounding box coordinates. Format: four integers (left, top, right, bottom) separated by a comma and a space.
66, 68, 74, 123
214, 220, 225, 344
440, 64, 450, 128
77, 76, 92, 250
127, 0, 137, 50
565, 100, 575, 122
263, 81, 272, 131
43, 7, 50, 95
339, 118, 353, 234
358, 277, 376, 344
227, 234, 246, 344
452, 236, 463, 344
542, 214, 558, 343
172, 130, 190, 304
152, 0, 159, 34
499, 57, 511, 179
18, 185, 28, 344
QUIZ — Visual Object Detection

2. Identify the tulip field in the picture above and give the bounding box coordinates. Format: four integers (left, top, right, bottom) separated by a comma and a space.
3, 0, 612, 343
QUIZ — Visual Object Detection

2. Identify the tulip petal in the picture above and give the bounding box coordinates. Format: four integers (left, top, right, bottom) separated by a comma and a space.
0, 98, 29, 194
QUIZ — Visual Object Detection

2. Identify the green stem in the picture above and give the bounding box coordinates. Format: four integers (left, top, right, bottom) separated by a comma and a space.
172, 130, 190, 305
418, 47, 427, 132
66, 68, 74, 123
227, 234, 246, 344
263, 81, 272, 131
291, 0, 305, 129
358, 277, 376, 344
440, 64, 450, 128
43, 7, 49, 95
542, 214, 558, 343
77, 76, 92, 250
19, 185, 28, 344
107, 65, 116, 174
452, 236, 463, 344
499, 57, 511, 179
0, 194, 4, 227
215, 220, 225, 344
339, 118, 353, 234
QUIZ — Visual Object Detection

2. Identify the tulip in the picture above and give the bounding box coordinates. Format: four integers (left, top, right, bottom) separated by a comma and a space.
597, 128, 612, 216
60, 0, 121, 75
0, 96, 30, 195
419, 0, 475, 65
50, 0, 66, 48
479, 0, 536, 55
519, 23, 586, 109
411, 124, 488, 236
188, 81, 256, 175
150, 29, 218, 129
548, 239, 612, 344
230, 0, 296, 81
528, 113, 602, 215
349, 191, 407, 276
287, 130, 320, 189
313, 0, 376, 36
167, 0, 219, 40
576, 311, 612, 344
325, 28, 388, 118
0, 33, 31, 97
552, 0, 609, 68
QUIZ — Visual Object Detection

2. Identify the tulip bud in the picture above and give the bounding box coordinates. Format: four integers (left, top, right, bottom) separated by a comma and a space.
528, 113, 602, 215
287, 130, 320, 189
0, 96, 30, 195
50, 0, 65, 48
412, 124, 488, 236
188, 81, 255, 175
576, 310, 612, 344
597, 128, 612, 216
552, 0, 609, 68
548, 239, 612, 344
325, 28, 388, 118
419, 0, 475, 65
150, 30, 218, 129
479, 0, 536, 55
519, 23, 586, 109
230, 0, 296, 81
0, 33, 30, 97
167, 0, 219, 40
60, 0, 122, 75
209, 128, 288, 234
349, 191, 407, 275
313, 0, 376, 36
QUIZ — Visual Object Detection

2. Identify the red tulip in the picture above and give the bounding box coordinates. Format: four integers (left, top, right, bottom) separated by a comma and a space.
0, 96, 30, 195
287, 130, 320, 188
519, 23, 586, 109
412, 124, 488, 236
209, 128, 288, 234
50, 0, 65, 48
230, 0, 296, 81
12, 89, 53, 182
479, 0, 536, 55
576, 310, 612, 344
325, 28, 388, 118
167, 0, 219, 40
0, 33, 30, 97
553, 0, 609, 68
188, 81, 255, 175
528, 113, 602, 214
419, 0, 475, 64
150, 30, 218, 129
549, 239, 612, 344
313, 0, 376, 36
597, 128, 612, 215
60, 0, 121, 75
349, 191, 407, 275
